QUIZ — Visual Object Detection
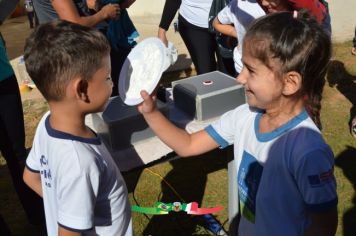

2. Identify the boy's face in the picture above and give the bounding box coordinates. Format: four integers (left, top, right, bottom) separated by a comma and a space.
86, 55, 113, 112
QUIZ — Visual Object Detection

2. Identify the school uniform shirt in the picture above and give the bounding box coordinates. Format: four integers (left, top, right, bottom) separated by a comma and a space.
179, 0, 214, 28
26, 112, 133, 236
217, 0, 265, 73
205, 104, 338, 236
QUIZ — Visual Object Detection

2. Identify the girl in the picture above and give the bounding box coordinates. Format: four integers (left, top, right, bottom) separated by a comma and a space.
139, 11, 338, 235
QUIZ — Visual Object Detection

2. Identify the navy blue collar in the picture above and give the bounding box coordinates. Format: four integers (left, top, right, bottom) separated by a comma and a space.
45, 115, 101, 145
254, 109, 308, 142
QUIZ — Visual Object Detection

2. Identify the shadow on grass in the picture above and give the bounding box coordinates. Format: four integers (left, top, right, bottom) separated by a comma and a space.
124, 147, 231, 236
327, 60, 356, 130
334, 146, 356, 236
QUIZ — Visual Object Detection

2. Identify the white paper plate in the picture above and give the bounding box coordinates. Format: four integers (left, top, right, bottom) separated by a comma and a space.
119, 37, 167, 106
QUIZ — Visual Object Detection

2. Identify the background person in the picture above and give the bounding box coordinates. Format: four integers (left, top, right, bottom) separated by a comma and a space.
158, 0, 235, 75
32, 0, 119, 25
351, 26, 356, 137
213, 0, 329, 75
95, 0, 139, 96
0, 29, 45, 231
24, 0, 39, 28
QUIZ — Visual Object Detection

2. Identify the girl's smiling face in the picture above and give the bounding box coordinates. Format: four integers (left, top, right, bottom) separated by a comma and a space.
259, 0, 290, 14
237, 42, 285, 110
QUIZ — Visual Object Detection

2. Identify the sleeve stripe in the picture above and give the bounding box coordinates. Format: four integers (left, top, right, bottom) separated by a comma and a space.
58, 222, 93, 233
25, 164, 40, 173
205, 125, 230, 148
305, 198, 338, 212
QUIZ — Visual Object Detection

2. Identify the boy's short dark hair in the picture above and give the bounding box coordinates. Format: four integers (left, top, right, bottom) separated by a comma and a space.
24, 20, 110, 101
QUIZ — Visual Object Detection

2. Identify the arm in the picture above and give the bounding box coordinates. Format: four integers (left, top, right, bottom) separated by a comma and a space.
52, 0, 120, 27
59, 226, 81, 236
23, 166, 43, 197
138, 91, 219, 157
212, 17, 237, 38
158, 0, 181, 46
86, 0, 99, 11
304, 208, 338, 236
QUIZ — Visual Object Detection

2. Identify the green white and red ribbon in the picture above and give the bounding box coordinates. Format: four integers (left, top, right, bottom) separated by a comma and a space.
132, 202, 223, 215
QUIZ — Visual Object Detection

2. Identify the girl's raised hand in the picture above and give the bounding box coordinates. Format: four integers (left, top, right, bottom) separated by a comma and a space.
138, 90, 157, 114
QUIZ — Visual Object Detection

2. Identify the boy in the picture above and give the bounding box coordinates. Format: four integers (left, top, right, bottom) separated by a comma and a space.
23, 21, 133, 236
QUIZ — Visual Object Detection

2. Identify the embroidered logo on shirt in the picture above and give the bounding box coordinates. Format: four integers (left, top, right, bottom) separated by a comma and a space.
308, 169, 334, 187
40, 155, 52, 188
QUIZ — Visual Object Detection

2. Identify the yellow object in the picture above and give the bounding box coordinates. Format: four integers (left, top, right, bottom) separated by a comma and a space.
19, 84, 32, 93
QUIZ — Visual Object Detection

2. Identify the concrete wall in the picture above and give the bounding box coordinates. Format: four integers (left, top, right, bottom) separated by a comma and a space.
328, 0, 356, 42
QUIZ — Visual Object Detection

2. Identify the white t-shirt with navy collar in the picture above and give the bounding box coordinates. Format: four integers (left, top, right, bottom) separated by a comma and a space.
205, 104, 337, 235
217, 0, 265, 73
26, 112, 133, 236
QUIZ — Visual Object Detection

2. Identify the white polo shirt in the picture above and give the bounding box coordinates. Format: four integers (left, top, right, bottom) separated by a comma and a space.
217, 0, 265, 72
180, 0, 214, 28
26, 112, 133, 236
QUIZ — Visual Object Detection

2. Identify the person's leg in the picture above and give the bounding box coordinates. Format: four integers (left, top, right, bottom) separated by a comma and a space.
34, 11, 39, 26
215, 35, 238, 77
0, 75, 26, 161
0, 214, 12, 236
110, 46, 131, 97
27, 12, 34, 28
178, 15, 217, 75
216, 53, 236, 77
0, 75, 45, 225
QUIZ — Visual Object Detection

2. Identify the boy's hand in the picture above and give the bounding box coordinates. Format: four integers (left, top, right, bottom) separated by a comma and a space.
138, 90, 157, 114
100, 3, 120, 20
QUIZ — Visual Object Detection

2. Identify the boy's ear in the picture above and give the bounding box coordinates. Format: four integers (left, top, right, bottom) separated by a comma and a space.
282, 71, 302, 96
73, 78, 90, 103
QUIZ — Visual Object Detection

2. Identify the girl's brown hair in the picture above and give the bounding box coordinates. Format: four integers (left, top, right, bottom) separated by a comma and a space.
244, 11, 331, 129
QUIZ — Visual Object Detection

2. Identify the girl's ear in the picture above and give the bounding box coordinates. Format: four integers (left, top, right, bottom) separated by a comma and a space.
73, 78, 90, 103
283, 71, 302, 96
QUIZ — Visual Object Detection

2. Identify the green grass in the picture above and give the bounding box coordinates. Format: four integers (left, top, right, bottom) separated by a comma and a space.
1, 41, 356, 235
125, 149, 230, 235
323, 41, 356, 236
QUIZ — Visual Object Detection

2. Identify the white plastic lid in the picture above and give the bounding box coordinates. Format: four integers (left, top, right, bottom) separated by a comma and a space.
119, 37, 177, 106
